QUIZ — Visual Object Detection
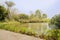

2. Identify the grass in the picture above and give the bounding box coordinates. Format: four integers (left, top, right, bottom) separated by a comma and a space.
1, 21, 60, 40
0, 21, 50, 39
0, 21, 37, 37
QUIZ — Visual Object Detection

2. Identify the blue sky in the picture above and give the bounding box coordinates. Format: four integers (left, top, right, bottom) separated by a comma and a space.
0, 0, 60, 18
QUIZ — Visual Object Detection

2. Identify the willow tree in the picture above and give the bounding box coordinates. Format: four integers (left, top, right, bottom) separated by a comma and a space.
5, 1, 15, 20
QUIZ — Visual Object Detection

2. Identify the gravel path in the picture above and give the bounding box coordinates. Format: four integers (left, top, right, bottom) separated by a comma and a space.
0, 29, 44, 40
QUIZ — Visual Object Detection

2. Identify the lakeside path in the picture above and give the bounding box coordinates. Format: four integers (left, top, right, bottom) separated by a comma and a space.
0, 29, 44, 40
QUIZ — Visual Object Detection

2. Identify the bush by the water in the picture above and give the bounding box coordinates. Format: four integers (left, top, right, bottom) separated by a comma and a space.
45, 29, 60, 40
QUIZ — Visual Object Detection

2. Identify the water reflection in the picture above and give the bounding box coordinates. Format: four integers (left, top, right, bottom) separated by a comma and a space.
28, 23, 50, 35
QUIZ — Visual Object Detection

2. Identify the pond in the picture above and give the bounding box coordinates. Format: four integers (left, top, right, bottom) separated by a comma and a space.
28, 23, 51, 35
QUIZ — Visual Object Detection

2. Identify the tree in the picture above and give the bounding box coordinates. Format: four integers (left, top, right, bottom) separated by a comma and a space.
0, 5, 8, 21
30, 13, 35, 19
5, 1, 15, 7
35, 10, 41, 18
5, 1, 15, 20
50, 14, 60, 29
49, 14, 60, 40
18, 14, 29, 20
42, 13, 47, 18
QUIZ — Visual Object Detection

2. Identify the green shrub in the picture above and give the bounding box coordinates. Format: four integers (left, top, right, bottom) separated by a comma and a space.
25, 29, 36, 36
45, 29, 60, 40
19, 27, 27, 34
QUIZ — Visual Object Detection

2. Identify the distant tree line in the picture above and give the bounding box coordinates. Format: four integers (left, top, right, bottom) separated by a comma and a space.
0, 1, 48, 23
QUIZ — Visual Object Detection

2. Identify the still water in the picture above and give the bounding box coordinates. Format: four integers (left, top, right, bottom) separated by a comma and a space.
28, 23, 51, 35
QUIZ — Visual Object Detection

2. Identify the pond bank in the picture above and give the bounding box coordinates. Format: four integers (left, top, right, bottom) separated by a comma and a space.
0, 29, 44, 40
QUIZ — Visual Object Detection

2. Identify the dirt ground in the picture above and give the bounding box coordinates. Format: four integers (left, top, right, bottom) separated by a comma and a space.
0, 29, 44, 40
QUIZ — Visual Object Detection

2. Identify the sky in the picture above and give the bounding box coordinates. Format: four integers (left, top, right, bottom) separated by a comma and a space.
0, 0, 60, 18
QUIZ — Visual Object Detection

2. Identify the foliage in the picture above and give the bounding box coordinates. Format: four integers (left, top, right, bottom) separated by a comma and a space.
18, 14, 29, 20
30, 13, 35, 19
0, 22, 36, 37
5, 1, 15, 20
29, 9, 48, 23
50, 14, 60, 29
42, 13, 47, 18
35, 10, 41, 18
46, 30, 60, 40
0, 6, 8, 21
5, 1, 15, 7
48, 14, 60, 40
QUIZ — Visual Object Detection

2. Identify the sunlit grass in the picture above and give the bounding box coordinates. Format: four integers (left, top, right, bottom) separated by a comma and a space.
0, 21, 60, 40
0, 21, 37, 37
